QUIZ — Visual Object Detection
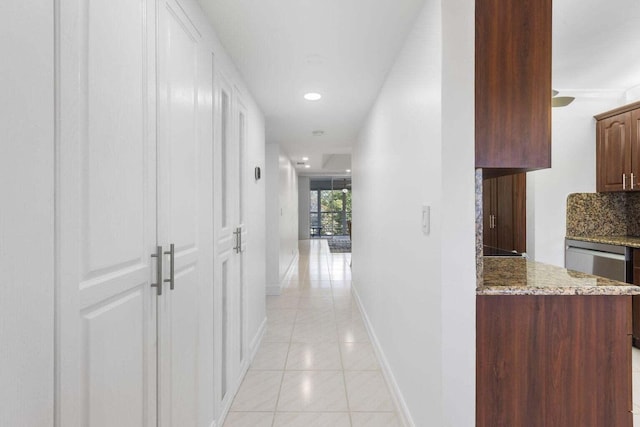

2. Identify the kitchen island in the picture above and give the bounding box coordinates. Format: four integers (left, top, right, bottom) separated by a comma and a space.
477, 257, 640, 427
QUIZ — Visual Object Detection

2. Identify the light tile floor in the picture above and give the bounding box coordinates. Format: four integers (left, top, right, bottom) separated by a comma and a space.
225, 239, 640, 426
224, 239, 402, 427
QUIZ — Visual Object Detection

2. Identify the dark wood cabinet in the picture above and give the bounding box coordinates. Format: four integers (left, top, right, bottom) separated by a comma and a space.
633, 249, 640, 347
477, 295, 633, 427
483, 173, 526, 253
595, 101, 640, 192
475, 0, 552, 172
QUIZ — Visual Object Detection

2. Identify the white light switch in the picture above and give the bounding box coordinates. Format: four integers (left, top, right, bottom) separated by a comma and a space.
422, 205, 430, 235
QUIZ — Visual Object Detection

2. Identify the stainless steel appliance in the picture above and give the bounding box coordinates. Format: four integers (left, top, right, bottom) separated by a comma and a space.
565, 239, 632, 283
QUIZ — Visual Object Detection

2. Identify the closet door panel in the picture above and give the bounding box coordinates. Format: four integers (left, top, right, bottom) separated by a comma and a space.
157, 2, 208, 426
57, 0, 157, 425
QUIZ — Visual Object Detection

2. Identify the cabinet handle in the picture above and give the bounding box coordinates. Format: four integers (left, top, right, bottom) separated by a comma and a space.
493, 215, 497, 229
624, 174, 627, 190
632, 173, 635, 190
233, 227, 241, 254
151, 245, 163, 296
164, 243, 175, 291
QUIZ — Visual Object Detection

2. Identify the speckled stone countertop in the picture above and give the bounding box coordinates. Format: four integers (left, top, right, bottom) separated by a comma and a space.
566, 235, 640, 249
477, 257, 640, 296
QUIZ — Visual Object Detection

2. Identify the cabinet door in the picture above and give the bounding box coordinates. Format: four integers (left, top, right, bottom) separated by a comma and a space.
597, 113, 632, 192
157, 1, 213, 426
483, 178, 497, 248
56, 0, 158, 425
475, 0, 551, 171
483, 174, 527, 253
631, 110, 640, 190
496, 175, 515, 251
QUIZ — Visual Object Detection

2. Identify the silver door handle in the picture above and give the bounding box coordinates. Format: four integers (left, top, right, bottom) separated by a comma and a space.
623, 174, 627, 190
233, 228, 241, 253
632, 173, 635, 190
151, 245, 163, 296
164, 243, 175, 290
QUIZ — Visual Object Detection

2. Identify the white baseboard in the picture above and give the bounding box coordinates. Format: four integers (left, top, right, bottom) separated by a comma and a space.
351, 284, 415, 427
281, 251, 299, 282
266, 251, 300, 296
266, 284, 281, 296
215, 317, 267, 427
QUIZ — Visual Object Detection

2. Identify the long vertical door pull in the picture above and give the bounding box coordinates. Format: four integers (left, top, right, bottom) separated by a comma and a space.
164, 243, 175, 290
151, 245, 164, 295
233, 228, 241, 253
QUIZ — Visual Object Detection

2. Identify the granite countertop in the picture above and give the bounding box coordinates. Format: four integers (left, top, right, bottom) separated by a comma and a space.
477, 257, 640, 296
566, 235, 640, 248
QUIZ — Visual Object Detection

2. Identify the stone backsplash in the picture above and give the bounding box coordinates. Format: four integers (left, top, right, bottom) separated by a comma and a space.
566, 192, 640, 237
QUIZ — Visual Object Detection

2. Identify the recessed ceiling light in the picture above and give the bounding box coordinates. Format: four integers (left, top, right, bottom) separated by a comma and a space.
346, 169, 351, 173
304, 92, 322, 101
312, 130, 324, 137
302, 157, 309, 161
305, 165, 311, 169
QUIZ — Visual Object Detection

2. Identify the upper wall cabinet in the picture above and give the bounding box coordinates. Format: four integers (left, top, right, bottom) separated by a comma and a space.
475, 0, 552, 172
595, 101, 640, 192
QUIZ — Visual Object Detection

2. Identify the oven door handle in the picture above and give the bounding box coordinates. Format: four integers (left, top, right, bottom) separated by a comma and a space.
566, 247, 626, 261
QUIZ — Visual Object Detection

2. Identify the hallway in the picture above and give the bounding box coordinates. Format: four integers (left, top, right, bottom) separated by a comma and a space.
224, 240, 401, 426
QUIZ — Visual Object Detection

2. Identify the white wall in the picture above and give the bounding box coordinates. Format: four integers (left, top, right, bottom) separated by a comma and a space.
527, 95, 624, 266
279, 153, 299, 281
0, 1, 54, 424
265, 143, 281, 293
352, 0, 475, 424
441, 0, 476, 425
298, 176, 311, 239
265, 144, 299, 294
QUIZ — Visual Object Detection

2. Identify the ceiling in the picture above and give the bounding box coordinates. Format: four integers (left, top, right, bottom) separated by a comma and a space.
197, 0, 640, 175
197, 0, 426, 175
553, 0, 640, 93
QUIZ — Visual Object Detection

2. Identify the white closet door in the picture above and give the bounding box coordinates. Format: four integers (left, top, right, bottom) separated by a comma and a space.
157, 1, 211, 426
235, 94, 249, 367
214, 77, 247, 418
56, 0, 158, 426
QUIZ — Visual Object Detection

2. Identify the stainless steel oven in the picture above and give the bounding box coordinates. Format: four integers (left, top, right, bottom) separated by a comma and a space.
565, 239, 632, 283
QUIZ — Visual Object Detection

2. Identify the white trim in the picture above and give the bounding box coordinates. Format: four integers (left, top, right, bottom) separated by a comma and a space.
266, 251, 299, 296
266, 284, 282, 296
215, 316, 267, 427
281, 250, 299, 282
351, 283, 415, 427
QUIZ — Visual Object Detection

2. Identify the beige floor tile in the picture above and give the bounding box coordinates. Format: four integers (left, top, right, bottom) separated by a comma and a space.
295, 309, 335, 324
223, 412, 274, 427
291, 322, 338, 343
338, 322, 370, 343
230, 371, 283, 411
341, 342, 380, 371
297, 296, 335, 310
277, 371, 349, 412
267, 295, 300, 310
251, 342, 290, 370
351, 412, 402, 427
263, 323, 294, 343
286, 342, 342, 370
344, 371, 395, 412
273, 412, 351, 427
267, 309, 298, 324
